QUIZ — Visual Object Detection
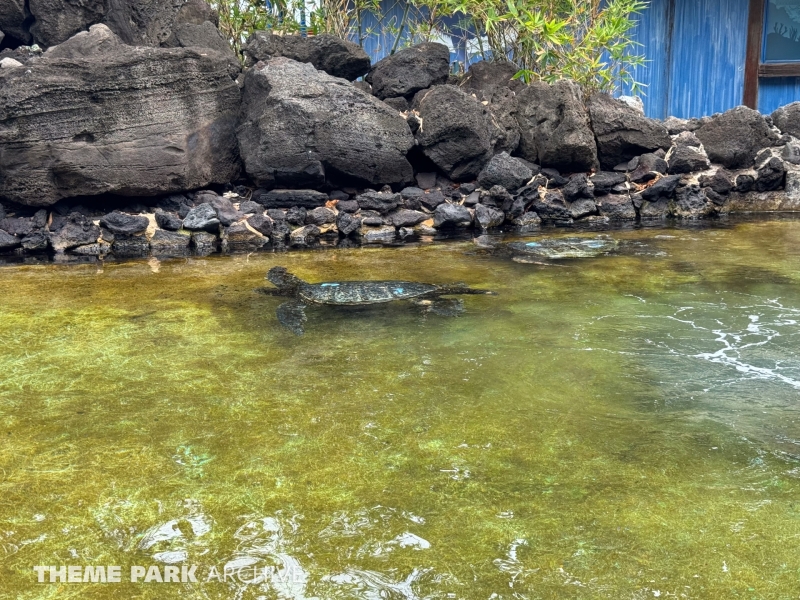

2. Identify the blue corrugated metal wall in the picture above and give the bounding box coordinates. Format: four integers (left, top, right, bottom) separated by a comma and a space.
358, 0, 799, 118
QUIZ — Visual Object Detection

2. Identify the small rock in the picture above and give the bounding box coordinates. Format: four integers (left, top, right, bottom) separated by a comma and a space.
386, 209, 429, 228
0, 229, 20, 250
191, 231, 219, 253
99, 211, 149, 236
290, 224, 321, 246
238, 200, 263, 214
513, 212, 542, 228
225, 221, 267, 249
183, 204, 221, 232
756, 157, 785, 191
305, 207, 337, 225
154, 209, 183, 231
562, 173, 595, 202
591, 171, 627, 196
360, 224, 397, 242
356, 191, 401, 214
734, 173, 756, 193
463, 191, 481, 206
21, 231, 49, 251
630, 153, 668, 183
419, 190, 446, 211
530, 190, 572, 222
569, 198, 597, 219
433, 203, 472, 228
596, 194, 636, 220
286, 206, 307, 226
247, 214, 274, 237
150, 229, 191, 252
667, 132, 711, 174
112, 236, 150, 257
0, 57, 24, 69
336, 211, 361, 236
475, 204, 505, 229
416, 172, 437, 190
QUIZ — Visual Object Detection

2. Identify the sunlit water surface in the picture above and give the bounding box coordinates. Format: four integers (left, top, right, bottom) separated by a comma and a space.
2, 219, 800, 599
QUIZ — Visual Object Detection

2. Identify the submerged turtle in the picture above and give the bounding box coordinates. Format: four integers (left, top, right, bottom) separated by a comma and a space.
257, 267, 496, 335
477, 235, 621, 264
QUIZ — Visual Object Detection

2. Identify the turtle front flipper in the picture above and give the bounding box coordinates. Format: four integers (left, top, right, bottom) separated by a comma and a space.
276, 300, 308, 336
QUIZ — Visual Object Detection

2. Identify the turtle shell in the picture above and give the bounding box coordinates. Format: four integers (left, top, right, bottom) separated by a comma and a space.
507, 237, 619, 260
299, 281, 439, 305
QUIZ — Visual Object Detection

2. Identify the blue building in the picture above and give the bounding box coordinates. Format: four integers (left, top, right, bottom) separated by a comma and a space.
356, 0, 800, 119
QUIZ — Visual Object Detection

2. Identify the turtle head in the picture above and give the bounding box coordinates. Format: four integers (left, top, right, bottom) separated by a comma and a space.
267, 267, 306, 292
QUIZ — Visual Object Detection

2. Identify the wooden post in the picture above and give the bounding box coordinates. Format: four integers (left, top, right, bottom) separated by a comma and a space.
743, 0, 765, 109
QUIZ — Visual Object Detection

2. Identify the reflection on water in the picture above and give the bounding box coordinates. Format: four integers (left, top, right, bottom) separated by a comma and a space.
1, 219, 800, 598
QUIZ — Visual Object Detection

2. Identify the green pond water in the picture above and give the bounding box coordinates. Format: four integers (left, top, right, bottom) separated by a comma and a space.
2, 219, 800, 599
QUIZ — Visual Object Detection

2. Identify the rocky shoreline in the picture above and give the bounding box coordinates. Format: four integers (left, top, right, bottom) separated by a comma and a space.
2, 3, 800, 262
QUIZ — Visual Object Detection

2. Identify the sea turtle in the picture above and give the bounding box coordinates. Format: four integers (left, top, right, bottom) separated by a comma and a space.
257, 266, 496, 335
476, 235, 621, 264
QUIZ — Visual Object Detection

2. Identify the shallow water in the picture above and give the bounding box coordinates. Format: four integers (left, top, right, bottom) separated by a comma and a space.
2, 219, 800, 599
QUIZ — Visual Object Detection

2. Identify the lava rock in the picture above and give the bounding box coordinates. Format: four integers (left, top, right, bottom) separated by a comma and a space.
336, 200, 359, 213
48, 213, 100, 252
0, 229, 20, 250
336, 211, 361, 236
569, 198, 597, 220
596, 194, 636, 220
695, 106, 776, 169
629, 153, 668, 183
515, 79, 598, 172
305, 206, 337, 225
289, 225, 321, 246
99, 211, 149, 236
112, 235, 150, 257
183, 203, 221, 232
474, 203, 505, 229
285, 206, 307, 226
562, 174, 595, 203
242, 31, 371, 80
419, 190, 447, 211
641, 175, 682, 201
415, 85, 492, 181
673, 184, 714, 218
666, 131, 711, 174
383, 96, 409, 112
356, 191, 401, 214
0, 25, 241, 207
588, 93, 672, 170
246, 214, 273, 237
150, 229, 191, 253
21, 231, 49, 251
530, 190, 572, 222
225, 221, 267, 249
514, 212, 542, 228
415, 172, 437, 190
360, 225, 397, 242
191, 231, 219, 252
771, 101, 800, 139
756, 157, 786, 191
154, 209, 183, 231
238, 199, 262, 214
735, 173, 756, 193
238, 58, 414, 189
433, 203, 472, 228
591, 171, 627, 196
477, 152, 533, 191
699, 169, 733, 195
206, 194, 244, 226
366, 42, 450, 100
386, 209, 429, 227
252, 189, 329, 209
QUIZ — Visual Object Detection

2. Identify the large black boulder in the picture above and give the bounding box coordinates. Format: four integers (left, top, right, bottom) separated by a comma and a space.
415, 85, 492, 181
366, 42, 450, 100
242, 31, 370, 80
588, 93, 671, 170
0, 25, 241, 207
695, 106, 776, 169
237, 58, 415, 189
515, 80, 598, 172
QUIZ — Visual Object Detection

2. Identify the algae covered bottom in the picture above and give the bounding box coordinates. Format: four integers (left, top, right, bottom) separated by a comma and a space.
1, 219, 800, 599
